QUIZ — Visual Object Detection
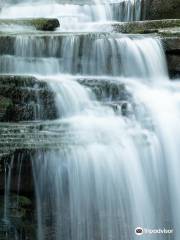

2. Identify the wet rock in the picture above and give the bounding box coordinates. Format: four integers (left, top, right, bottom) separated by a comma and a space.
0, 75, 47, 88
0, 75, 58, 121
0, 149, 35, 194
0, 96, 13, 120
11, 195, 32, 208
158, 28, 180, 37
143, 0, 180, 20
163, 37, 180, 53
112, 19, 180, 34
167, 55, 180, 77
121, 101, 133, 116
0, 194, 36, 240
31, 18, 60, 31
77, 78, 131, 101
162, 37, 180, 78
0, 148, 36, 238
103, 101, 133, 117
0, 36, 14, 56
0, 121, 77, 151
0, 18, 60, 31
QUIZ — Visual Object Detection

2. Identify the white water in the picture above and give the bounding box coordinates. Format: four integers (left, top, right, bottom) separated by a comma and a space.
1, 0, 180, 240
0, 35, 167, 79
30, 36, 178, 239
0, 0, 142, 31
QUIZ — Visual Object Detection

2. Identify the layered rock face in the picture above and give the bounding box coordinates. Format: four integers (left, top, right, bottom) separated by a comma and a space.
163, 38, 180, 77
143, 0, 180, 20
0, 76, 132, 239
0, 75, 57, 122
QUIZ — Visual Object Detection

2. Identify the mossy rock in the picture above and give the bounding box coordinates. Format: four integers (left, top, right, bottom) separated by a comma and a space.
29, 18, 60, 31
158, 28, 180, 37
0, 96, 13, 120
112, 19, 180, 34
0, 18, 60, 31
0, 194, 36, 240
0, 96, 12, 109
11, 195, 32, 207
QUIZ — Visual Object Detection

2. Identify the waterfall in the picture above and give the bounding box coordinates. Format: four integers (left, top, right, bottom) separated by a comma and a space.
0, 0, 179, 240
129, 81, 180, 239
0, 0, 142, 31
30, 35, 174, 239
0, 35, 167, 79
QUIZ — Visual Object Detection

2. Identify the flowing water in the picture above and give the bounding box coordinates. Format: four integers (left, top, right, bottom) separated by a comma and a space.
0, 0, 142, 31
0, 0, 180, 240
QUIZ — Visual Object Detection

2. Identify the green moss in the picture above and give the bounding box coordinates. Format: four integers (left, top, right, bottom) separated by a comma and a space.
12, 195, 32, 207
0, 96, 12, 109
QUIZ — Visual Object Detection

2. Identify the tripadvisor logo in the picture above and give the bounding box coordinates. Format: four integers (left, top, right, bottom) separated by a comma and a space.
135, 227, 143, 235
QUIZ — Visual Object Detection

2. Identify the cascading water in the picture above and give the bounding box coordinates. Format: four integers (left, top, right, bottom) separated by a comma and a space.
30, 37, 175, 240
0, 35, 167, 78
0, 0, 142, 31
0, 0, 179, 240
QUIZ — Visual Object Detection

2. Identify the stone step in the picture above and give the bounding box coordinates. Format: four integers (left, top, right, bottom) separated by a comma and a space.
0, 22, 179, 56
0, 18, 60, 31
0, 75, 131, 122
0, 32, 110, 57
0, 31, 179, 77
0, 75, 57, 121
112, 19, 180, 34
0, 19, 179, 37
0, 103, 132, 150
0, 74, 47, 87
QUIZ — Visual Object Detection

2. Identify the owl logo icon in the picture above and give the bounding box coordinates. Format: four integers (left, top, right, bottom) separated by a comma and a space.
135, 227, 144, 235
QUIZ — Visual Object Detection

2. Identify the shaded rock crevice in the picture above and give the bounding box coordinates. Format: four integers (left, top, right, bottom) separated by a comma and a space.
162, 37, 180, 78
0, 149, 37, 240
0, 75, 58, 122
